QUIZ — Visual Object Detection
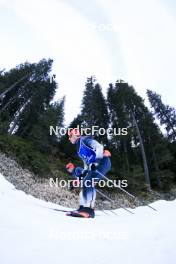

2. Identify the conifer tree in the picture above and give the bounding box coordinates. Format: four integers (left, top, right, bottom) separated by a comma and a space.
147, 90, 176, 141
107, 82, 170, 191
81, 77, 109, 144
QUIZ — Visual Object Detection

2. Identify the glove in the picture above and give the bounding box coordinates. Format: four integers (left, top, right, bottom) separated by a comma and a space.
74, 167, 84, 177
66, 162, 75, 174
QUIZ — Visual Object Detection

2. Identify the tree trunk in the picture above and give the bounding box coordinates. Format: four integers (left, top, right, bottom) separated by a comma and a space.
131, 111, 152, 192
9, 99, 30, 134
0, 81, 30, 116
0, 99, 12, 115
0, 74, 31, 100
123, 138, 130, 176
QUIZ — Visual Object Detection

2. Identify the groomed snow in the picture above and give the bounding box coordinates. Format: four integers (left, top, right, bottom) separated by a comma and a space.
0, 173, 176, 264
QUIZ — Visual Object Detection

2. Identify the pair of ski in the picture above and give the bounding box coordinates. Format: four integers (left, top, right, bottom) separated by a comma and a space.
53, 208, 92, 218
52, 169, 157, 218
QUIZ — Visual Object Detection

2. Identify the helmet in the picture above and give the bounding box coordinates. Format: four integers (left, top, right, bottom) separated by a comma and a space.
68, 128, 80, 138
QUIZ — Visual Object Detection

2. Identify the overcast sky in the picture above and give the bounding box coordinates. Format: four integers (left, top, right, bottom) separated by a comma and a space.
0, 0, 176, 125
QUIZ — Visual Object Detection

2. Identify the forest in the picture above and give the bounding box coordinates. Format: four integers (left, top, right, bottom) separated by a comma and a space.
0, 59, 176, 196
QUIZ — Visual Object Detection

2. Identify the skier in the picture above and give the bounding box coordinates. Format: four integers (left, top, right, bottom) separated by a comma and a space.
66, 128, 111, 218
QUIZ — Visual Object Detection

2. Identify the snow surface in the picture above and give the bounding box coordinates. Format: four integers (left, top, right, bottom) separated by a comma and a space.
0, 173, 176, 264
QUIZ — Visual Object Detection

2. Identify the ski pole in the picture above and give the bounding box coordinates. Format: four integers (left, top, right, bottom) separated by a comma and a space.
96, 169, 157, 211
83, 170, 133, 215
101, 208, 110, 215
96, 189, 134, 215
96, 189, 118, 215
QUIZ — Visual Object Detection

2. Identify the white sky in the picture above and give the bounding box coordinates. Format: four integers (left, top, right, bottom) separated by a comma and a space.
0, 0, 176, 125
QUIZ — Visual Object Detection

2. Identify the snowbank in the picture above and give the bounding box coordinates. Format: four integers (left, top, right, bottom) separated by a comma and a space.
0, 173, 176, 264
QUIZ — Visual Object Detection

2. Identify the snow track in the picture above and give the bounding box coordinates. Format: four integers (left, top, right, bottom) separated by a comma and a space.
0, 173, 176, 264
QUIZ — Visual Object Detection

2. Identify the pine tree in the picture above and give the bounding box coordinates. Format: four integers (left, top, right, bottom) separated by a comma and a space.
147, 89, 176, 141
81, 77, 109, 144
10, 59, 56, 136
0, 58, 65, 154
107, 82, 171, 191
0, 62, 34, 132
27, 98, 65, 153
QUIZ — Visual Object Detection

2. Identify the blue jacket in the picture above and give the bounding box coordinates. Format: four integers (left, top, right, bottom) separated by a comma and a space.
71, 136, 104, 178
72, 136, 103, 178
76, 136, 104, 166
